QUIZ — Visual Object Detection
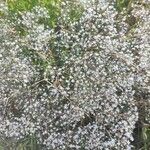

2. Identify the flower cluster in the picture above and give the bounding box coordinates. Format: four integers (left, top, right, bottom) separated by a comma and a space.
130, 1, 150, 123
0, 0, 149, 149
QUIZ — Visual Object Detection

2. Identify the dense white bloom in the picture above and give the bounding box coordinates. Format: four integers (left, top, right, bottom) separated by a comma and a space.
0, 0, 149, 149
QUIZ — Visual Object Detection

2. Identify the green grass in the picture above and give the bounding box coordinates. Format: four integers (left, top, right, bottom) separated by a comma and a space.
0, 135, 41, 150
141, 126, 150, 150
6, 0, 61, 28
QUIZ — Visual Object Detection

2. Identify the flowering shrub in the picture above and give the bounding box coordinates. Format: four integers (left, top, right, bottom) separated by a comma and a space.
0, 0, 149, 149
